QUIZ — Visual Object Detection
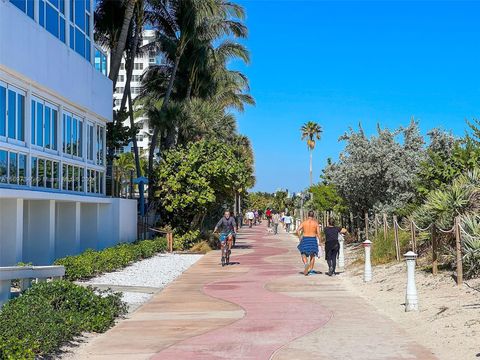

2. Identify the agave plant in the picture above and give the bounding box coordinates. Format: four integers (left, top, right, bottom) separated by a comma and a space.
459, 214, 480, 279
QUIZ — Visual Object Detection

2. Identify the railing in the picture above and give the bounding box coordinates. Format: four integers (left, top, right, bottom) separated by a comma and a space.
0, 265, 65, 307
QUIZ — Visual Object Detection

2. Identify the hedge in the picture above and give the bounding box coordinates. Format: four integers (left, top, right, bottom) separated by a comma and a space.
54, 237, 168, 281
0, 280, 127, 359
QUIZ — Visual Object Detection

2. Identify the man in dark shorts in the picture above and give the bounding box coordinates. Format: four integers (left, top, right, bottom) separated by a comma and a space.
323, 218, 347, 276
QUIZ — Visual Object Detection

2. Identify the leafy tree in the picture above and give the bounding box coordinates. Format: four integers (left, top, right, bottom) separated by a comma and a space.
301, 121, 323, 186
308, 184, 346, 215
155, 140, 254, 231
324, 120, 425, 216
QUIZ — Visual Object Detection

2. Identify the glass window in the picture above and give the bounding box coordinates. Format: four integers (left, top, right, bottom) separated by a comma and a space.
69, 0, 73, 21
87, 123, 93, 161
17, 93, 24, 141
31, 99, 35, 142
85, 0, 90, 12
59, 0, 64, 14
66, 114, 71, 153
45, 106, 51, 149
31, 157, 37, 186
69, 25, 75, 50
18, 154, 26, 185
10, 0, 26, 13
67, 164, 73, 190
38, 158, 45, 187
39, 0, 45, 26
53, 161, 59, 189
46, 160, 52, 188
62, 163, 67, 189
60, 17, 66, 42
0, 150, 7, 183
8, 90, 16, 139
78, 120, 83, 157
0, 85, 5, 137
9, 152, 17, 184
72, 118, 77, 155
74, 0, 85, 30
36, 102, 44, 146
46, 3, 59, 38
75, 28, 85, 57
52, 109, 58, 150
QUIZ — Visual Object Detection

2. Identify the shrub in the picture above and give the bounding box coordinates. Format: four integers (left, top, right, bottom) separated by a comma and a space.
173, 230, 200, 251
371, 229, 411, 265
0, 280, 127, 359
55, 237, 167, 281
190, 241, 212, 254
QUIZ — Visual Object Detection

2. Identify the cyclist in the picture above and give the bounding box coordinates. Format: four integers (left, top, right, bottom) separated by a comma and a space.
214, 210, 236, 266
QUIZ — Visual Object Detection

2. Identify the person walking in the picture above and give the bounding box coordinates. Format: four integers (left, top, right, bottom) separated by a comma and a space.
283, 212, 292, 233
246, 210, 255, 228
272, 211, 281, 234
266, 208, 272, 227
296, 210, 321, 276
323, 218, 347, 276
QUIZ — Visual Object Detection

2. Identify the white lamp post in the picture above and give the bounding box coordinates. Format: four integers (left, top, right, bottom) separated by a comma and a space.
363, 240, 372, 282
338, 234, 345, 271
404, 251, 418, 312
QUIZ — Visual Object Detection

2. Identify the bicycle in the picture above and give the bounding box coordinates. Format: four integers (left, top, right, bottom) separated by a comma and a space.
219, 232, 234, 266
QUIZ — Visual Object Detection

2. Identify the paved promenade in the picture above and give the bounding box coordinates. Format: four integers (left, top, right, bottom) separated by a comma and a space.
72, 224, 437, 360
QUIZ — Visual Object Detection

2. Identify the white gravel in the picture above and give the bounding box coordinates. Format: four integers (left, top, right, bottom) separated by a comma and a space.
83, 253, 203, 309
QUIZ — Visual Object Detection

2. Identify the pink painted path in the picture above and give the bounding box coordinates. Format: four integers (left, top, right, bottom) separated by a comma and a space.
152, 225, 332, 359
71, 223, 438, 360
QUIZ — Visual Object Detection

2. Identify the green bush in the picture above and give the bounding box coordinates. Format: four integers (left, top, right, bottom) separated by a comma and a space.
0, 280, 127, 360
173, 230, 200, 251
371, 229, 411, 265
55, 237, 167, 281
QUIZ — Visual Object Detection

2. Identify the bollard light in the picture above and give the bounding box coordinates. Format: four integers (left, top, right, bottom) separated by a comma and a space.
363, 240, 372, 282
338, 234, 345, 271
404, 251, 418, 312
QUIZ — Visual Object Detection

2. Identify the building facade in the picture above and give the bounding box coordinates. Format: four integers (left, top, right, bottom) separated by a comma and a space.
113, 29, 161, 154
0, 0, 137, 266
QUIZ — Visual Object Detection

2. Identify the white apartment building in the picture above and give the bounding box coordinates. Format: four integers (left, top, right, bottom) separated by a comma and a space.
0, 0, 137, 266
113, 29, 160, 154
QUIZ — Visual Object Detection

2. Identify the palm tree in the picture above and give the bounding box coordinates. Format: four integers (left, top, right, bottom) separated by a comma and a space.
114, 152, 136, 197
301, 121, 323, 186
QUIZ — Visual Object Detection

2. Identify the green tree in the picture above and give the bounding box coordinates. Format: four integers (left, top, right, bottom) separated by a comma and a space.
301, 121, 322, 186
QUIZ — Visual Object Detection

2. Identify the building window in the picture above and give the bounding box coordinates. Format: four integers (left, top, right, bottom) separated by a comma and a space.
69, 0, 91, 61
114, 99, 121, 107
62, 162, 83, 192
63, 111, 83, 158
0, 149, 27, 186
132, 87, 141, 95
9, 0, 35, 20
86, 122, 94, 161
115, 87, 124, 94
118, 75, 125, 83
31, 97, 58, 150
134, 63, 143, 70
94, 46, 108, 76
136, 134, 144, 142
96, 125, 104, 166
38, 0, 67, 42
31, 157, 60, 189
132, 75, 141, 82
0, 83, 25, 142
87, 168, 104, 194
120, 63, 125, 70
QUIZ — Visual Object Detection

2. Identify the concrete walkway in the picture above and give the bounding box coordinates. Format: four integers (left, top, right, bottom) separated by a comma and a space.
71, 224, 437, 360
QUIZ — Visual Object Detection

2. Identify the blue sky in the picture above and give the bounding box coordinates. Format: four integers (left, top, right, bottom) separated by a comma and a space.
233, 0, 480, 193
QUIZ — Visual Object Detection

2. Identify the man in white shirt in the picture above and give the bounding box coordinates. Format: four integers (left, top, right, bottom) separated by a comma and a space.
246, 210, 255, 228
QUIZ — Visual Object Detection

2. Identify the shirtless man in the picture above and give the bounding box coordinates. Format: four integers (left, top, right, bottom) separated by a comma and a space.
296, 210, 322, 275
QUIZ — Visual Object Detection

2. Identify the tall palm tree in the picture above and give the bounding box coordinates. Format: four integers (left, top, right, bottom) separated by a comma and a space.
301, 121, 323, 186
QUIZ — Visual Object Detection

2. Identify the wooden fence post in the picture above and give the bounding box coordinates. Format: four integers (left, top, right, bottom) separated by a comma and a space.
410, 219, 416, 253
365, 212, 369, 239
393, 215, 400, 261
168, 233, 173, 253
431, 224, 438, 276
383, 213, 388, 243
374, 214, 378, 239
454, 217, 463, 287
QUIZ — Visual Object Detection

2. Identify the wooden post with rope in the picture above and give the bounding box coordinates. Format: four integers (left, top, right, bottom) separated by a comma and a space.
393, 215, 400, 261
410, 219, 416, 253
431, 223, 438, 276
168, 232, 173, 253
454, 216, 463, 287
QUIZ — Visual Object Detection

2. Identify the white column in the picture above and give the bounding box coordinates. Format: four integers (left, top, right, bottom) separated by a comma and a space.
0, 198, 24, 266
363, 240, 372, 282
34, 0, 40, 23
338, 233, 345, 271
404, 251, 419, 312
